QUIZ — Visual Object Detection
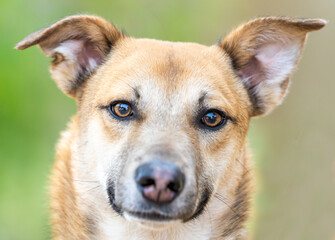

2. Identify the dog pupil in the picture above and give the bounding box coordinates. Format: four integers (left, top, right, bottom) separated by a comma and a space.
118, 103, 129, 115
206, 112, 217, 124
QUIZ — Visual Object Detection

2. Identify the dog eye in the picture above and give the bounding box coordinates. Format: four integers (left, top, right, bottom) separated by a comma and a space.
109, 101, 133, 118
201, 110, 226, 128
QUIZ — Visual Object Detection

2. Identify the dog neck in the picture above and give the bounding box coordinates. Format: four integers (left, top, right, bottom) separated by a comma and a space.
50, 117, 252, 240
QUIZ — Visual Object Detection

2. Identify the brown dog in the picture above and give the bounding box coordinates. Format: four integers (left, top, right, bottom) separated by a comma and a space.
16, 15, 325, 240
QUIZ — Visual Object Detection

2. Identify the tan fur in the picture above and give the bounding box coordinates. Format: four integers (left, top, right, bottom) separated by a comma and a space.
16, 15, 325, 240
49, 117, 89, 239
221, 17, 326, 116
15, 15, 125, 97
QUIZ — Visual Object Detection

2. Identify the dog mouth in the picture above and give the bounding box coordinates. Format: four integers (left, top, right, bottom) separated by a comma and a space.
107, 185, 211, 223
123, 210, 175, 222
107, 190, 179, 222
183, 187, 211, 222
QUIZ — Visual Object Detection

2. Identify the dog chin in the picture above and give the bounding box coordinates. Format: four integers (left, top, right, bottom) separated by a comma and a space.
123, 211, 181, 230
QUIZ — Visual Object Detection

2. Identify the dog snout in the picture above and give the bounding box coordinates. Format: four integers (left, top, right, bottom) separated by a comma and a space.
135, 161, 185, 204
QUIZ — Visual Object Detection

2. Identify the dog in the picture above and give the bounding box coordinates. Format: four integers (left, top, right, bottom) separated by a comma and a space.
16, 15, 325, 240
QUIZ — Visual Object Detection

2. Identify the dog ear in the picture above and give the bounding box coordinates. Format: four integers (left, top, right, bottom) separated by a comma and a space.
220, 17, 326, 116
15, 15, 125, 97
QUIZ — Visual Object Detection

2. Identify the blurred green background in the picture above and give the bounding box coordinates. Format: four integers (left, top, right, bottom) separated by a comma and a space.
0, 0, 334, 239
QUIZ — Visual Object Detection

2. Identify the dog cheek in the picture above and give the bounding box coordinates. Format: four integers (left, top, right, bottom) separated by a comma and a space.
201, 135, 242, 187
84, 118, 125, 187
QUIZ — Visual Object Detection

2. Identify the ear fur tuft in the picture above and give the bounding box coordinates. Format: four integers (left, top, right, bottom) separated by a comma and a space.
15, 15, 126, 97
220, 17, 326, 116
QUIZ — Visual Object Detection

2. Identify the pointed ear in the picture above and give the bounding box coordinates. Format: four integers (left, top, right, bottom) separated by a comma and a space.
220, 17, 326, 116
15, 15, 126, 97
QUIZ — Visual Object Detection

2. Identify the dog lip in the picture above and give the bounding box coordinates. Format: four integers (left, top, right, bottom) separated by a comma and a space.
107, 185, 211, 222
107, 187, 177, 221
107, 185, 183, 221
107, 186, 123, 216
124, 209, 175, 222
183, 188, 212, 222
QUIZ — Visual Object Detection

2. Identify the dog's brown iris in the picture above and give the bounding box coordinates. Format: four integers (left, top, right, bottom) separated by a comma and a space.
202, 111, 223, 128
112, 102, 132, 118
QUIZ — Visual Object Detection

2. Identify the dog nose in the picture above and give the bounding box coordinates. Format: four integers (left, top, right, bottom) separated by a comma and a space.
135, 161, 185, 204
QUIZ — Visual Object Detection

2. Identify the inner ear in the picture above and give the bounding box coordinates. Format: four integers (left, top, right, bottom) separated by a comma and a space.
220, 17, 326, 116
15, 15, 125, 98
51, 39, 105, 78
237, 42, 299, 87
45, 38, 109, 96
229, 40, 303, 116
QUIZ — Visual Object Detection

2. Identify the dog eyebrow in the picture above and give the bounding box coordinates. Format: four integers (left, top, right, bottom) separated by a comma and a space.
121, 80, 140, 100
198, 91, 208, 105
96, 84, 140, 110
131, 86, 141, 100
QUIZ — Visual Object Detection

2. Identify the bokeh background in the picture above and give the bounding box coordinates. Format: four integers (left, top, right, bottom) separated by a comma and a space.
0, 0, 334, 239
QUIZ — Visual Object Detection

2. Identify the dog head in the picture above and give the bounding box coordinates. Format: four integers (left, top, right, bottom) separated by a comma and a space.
16, 15, 325, 225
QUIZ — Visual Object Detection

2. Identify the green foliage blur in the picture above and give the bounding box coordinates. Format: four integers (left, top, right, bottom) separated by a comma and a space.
0, 0, 334, 239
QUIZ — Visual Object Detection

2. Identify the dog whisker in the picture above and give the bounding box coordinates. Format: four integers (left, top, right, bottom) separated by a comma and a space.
235, 158, 252, 175
214, 193, 237, 215
82, 185, 102, 197
72, 179, 99, 183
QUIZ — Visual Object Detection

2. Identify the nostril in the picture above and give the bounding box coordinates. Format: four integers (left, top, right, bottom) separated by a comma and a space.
167, 181, 181, 193
138, 177, 155, 188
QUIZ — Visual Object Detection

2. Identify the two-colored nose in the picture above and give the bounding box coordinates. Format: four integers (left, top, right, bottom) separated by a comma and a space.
135, 161, 185, 204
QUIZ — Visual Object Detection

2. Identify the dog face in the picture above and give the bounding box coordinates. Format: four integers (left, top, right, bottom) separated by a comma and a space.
16, 15, 325, 225
78, 38, 251, 222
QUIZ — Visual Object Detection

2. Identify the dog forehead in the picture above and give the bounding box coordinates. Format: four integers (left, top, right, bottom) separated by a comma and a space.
88, 38, 246, 118
99, 37, 232, 83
